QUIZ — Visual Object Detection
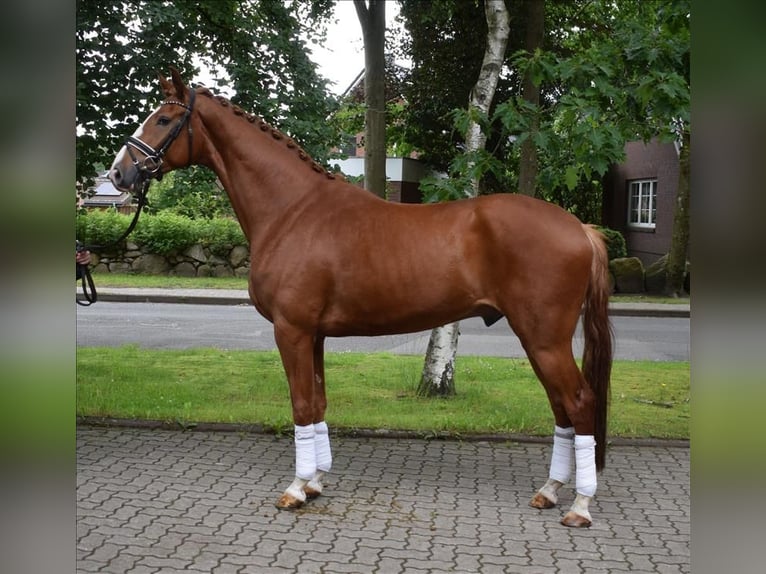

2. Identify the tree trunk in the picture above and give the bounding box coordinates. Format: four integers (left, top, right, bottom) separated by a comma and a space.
417, 321, 460, 397
354, 0, 387, 198
518, 0, 545, 197
418, 0, 510, 397
665, 128, 690, 296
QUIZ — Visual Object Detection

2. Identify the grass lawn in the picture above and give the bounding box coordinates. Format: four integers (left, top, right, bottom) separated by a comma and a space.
77, 346, 689, 440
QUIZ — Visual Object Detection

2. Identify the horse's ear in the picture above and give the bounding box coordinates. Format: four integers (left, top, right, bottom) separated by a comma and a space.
158, 71, 174, 98
158, 66, 188, 99
168, 66, 188, 98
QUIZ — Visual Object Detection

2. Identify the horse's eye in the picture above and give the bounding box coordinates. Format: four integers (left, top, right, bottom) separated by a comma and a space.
157, 116, 171, 126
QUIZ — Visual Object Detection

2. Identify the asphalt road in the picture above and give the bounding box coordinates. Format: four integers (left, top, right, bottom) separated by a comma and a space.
76, 302, 689, 361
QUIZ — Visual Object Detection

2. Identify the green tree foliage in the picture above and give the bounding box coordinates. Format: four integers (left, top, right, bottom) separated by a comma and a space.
397, 0, 490, 171
399, 0, 689, 224
331, 56, 416, 158
147, 167, 234, 220
76, 0, 340, 189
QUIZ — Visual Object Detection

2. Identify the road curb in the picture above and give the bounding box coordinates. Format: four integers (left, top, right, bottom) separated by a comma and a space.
78, 289, 690, 318
81, 292, 253, 306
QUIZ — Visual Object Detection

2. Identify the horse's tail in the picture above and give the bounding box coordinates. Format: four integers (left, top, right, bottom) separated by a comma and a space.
581, 224, 614, 471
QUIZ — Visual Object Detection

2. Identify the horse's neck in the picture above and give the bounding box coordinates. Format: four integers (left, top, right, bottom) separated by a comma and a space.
195, 97, 320, 241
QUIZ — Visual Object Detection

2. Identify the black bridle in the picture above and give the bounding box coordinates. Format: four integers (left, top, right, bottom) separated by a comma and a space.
77, 89, 196, 307
125, 88, 196, 182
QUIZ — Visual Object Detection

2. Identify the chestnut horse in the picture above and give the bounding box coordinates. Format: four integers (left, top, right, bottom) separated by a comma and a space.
109, 68, 612, 528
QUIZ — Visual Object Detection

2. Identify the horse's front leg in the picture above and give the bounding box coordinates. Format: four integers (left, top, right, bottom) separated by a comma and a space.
273, 326, 332, 509
303, 336, 332, 500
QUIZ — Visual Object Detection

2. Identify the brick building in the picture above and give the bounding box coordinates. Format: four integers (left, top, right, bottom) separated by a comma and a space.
602, 139, 681, 266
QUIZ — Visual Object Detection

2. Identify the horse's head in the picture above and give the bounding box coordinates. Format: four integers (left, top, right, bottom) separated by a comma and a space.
109, 67, 196, 192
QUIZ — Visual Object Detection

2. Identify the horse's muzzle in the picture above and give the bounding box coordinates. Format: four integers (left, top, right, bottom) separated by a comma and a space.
109, 163, 135, 192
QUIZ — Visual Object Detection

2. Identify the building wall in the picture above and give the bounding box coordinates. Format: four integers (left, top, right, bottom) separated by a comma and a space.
603, 140, 680, 266
330, 157, 428, 204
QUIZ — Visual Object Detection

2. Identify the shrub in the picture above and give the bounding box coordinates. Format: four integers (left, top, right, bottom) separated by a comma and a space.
596, 226, 627, 261
76, 209, 133, 249
76, 210, 248, 257
132, 212, 201, 255
199, 218, 247, 256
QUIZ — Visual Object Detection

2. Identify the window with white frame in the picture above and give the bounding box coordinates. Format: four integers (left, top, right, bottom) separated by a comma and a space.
627, 179, 657, 229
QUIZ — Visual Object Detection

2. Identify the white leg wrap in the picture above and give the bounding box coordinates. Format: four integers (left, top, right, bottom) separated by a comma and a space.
549, 425, 574, 484
574, 434, 597, 497
314, 421, 332, 472
294, 424, 317, 480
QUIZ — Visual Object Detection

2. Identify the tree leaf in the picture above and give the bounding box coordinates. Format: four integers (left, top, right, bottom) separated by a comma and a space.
565, 165, 579, 191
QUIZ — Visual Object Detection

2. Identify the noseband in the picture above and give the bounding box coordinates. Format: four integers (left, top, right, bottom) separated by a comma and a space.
125, 88, 196, 182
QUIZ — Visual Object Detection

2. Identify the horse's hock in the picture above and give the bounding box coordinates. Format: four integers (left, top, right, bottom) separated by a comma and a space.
89, 241, 250, 278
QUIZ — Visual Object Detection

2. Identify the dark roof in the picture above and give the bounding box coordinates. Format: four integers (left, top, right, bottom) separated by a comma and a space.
82, 175, 133, 207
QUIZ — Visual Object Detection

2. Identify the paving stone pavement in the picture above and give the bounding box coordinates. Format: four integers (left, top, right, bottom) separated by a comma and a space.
77, 427, 689, 573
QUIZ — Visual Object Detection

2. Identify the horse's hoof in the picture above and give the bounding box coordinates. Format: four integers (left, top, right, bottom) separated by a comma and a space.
561, 511, 592, 528
276, 493, 304, 510
529, 492, 557, 509
303, 484, 322, 500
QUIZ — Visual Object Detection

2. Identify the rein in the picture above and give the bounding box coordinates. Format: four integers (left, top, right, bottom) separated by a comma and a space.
77, 89, 196, 306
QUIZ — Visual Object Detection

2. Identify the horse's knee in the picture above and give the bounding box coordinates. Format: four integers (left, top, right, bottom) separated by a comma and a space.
291, 399, 313, 426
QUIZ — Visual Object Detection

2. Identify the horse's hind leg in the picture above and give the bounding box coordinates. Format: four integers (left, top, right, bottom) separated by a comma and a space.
529, 424, 574, 510
525, 344, 598, 528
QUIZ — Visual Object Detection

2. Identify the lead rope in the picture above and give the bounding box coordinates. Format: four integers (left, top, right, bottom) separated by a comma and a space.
76, 253, 97, 306
76, 179, 150, 306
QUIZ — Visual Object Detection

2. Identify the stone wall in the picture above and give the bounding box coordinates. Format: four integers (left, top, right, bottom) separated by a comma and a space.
90, 241, 250, 278
609, 255, 691, 295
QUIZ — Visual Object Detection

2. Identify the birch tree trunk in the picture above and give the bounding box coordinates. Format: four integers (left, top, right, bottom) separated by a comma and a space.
353, 0, 387, 198
417, 0, 510, 397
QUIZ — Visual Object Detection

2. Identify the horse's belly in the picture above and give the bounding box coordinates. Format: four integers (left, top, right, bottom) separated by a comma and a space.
318, 298, 490, 338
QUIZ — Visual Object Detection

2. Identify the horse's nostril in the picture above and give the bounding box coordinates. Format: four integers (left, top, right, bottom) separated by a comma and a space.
110, 167, 122, 186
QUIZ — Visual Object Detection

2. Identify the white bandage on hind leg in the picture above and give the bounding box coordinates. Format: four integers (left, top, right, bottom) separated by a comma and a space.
314, 421, 332, 473
574, 434, 597, 497
294, 424, 317, 480
549, 425, 574, 484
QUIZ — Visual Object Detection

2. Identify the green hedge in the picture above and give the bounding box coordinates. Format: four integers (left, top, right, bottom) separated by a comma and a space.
596, 226, 627, 261
76, 209, 247, 256
198, 217, 246, 256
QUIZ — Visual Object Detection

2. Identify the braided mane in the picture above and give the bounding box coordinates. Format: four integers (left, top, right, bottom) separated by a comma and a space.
196, 87, 339, 180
